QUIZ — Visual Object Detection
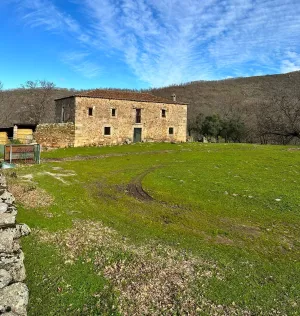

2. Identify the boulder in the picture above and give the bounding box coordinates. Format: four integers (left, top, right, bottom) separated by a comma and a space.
0, 214, 16, 228
5, 206, 18, 216
0, 230, 18, 253
13, 225, 31, 239
0, 269, 12, 289
0, 191, 15, 204
0, 282, 29, 316
0, 251, 26, 282
0, 203, 8, 214
0, 175, 6, 186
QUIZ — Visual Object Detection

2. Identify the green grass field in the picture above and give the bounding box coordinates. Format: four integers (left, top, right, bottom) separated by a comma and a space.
7, 143, 300, 315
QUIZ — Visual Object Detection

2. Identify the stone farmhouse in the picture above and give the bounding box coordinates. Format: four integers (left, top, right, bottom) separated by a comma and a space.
35, 90, 188, 148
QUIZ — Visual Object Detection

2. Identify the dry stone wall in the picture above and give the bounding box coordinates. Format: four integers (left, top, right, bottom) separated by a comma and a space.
34, 122, 75, 148
0, 174, 30, 316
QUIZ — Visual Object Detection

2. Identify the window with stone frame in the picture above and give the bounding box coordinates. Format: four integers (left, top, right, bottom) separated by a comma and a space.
136, 108, 141, 123
104, 126, 111, 135
88, 107, 93, 116
169, 127, 174, 135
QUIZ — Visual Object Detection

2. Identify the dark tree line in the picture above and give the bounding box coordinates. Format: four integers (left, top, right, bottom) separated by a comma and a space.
150, 71, 300, 145
187, 93, 300, 145
188, 114, 246, 143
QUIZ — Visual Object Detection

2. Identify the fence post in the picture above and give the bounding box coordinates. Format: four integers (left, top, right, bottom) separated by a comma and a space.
9, 145, 12, 164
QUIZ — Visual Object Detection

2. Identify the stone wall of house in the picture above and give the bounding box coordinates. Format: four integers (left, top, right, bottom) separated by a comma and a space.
0, 174, 30, 316
73, 97, 187, 147
55, 98, 76, 123
34, 123, 75, 148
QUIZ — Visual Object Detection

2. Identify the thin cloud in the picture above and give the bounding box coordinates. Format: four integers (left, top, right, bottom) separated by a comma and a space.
61, 52, 101, 78
14, 0, 91, 44
281, 51, 300, 73
8, 0, 300, 86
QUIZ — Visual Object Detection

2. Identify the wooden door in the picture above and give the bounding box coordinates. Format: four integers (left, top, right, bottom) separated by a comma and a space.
133, 128, 142, 143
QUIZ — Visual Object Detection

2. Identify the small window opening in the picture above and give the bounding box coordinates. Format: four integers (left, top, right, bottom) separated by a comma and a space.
88, 107, 93, 116
169, 127, 174, 135
112, 108, 116, 117
136, 108, 141, 123
104, 127, 111, 135
162, 109, 166, 118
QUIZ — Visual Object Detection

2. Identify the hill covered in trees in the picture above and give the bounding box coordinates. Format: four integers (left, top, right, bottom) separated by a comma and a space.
148, 71, 300, 144
0, 71, 299, 144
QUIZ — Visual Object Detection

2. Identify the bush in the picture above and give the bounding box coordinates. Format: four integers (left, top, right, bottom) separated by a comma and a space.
9, 139, 22, 144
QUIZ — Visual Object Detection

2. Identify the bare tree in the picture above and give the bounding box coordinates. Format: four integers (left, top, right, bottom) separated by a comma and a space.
257, 95, 300, 144
20, 80, 56, 124
0, 82, 22, 128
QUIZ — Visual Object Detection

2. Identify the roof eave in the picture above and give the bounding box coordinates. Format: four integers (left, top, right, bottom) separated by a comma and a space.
55, 94, 188, 105
54, 95, 76, 101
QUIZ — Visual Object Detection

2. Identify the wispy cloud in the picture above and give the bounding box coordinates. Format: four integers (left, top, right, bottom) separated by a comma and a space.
281, 51, 300, 73
61, 52, 101, 78
8, 0, 300, 87
13, 0, 93, 45
80, 0, 300, 86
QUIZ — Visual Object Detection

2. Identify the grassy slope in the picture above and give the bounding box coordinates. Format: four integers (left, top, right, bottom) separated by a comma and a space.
10, 143, 300, 315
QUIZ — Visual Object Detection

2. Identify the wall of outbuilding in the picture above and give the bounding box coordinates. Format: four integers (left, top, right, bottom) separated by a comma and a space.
34, 123, 75, 148
55, 98, 76, 123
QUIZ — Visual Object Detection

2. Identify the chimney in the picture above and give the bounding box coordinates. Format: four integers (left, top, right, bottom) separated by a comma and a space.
171, 93, 176, 102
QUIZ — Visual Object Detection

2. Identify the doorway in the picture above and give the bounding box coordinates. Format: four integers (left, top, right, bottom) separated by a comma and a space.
133, 128, 142, 143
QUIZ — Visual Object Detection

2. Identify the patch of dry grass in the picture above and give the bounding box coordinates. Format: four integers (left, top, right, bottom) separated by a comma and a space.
8, 182, 53, 208
37, 220, 251, 315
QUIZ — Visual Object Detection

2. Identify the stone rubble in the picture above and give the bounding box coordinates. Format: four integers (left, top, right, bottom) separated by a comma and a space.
0, 173, 30, 316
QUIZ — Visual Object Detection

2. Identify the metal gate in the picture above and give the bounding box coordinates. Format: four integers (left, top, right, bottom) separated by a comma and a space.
4, 144, 41, 164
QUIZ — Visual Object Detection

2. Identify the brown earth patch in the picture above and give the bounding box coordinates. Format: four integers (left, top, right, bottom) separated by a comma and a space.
214, 235, 234, 245
220, 218, 261, 238
126, 167, 159, 201
233, 224, 261, 237
42, 149, 176, 162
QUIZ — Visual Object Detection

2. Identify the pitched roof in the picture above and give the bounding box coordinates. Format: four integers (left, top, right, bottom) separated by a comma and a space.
55, 89, 187, 105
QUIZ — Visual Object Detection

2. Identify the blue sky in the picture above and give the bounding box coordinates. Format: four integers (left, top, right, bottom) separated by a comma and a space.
1, 0, 300, 90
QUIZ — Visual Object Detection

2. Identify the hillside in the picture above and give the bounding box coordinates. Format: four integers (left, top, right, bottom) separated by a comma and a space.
0, 71, 299, 143
149, 71, 300, 143
149, 71, 300, 120
0, 87, 73, 127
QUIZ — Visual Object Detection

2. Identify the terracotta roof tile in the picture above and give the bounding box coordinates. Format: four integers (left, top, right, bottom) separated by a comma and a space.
55, 89, 187, 104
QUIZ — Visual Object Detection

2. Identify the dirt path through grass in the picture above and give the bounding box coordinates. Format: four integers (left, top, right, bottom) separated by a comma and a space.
126, 167, 159, 201
42, 149, 177, 162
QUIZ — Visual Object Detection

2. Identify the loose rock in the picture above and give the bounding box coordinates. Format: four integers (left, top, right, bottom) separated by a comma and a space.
0, 269, 12, 289
0, 203, 8, 214
0, 214, 16, 228
0, 282, 29, 316
0, 191, 15, 204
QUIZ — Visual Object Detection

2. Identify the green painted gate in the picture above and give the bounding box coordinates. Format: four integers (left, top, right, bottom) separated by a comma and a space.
4, 144, 41, 164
